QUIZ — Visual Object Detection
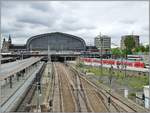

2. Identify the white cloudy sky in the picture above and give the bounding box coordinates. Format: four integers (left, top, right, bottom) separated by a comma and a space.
1, 1, 149, 47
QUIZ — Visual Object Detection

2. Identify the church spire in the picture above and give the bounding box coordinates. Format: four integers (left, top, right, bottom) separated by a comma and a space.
3, 38, 5, 42
8, 34, 12, 44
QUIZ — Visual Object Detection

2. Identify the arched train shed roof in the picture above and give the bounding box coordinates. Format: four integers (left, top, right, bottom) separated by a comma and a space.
26, 32, 86, 51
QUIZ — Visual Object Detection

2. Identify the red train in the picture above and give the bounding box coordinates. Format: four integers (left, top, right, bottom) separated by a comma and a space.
80, 58, 145, 68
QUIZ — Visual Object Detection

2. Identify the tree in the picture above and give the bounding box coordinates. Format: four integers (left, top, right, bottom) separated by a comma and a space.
139, 45, 145, 52
145, 44, 149, 52
121, 49, 128, 58
111, 48, 121, 57
135, 47, 140, 53
134, 44, 148, 54
111, 48, 126, 58
124, 36, 135, 54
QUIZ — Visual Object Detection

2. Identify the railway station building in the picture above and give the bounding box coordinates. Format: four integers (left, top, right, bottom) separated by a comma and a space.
2, 32, 111, 60
2, 32, 86, 52
26, 32, 86, 51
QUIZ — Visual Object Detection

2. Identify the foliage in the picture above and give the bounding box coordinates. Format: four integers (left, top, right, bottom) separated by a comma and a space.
139, 45, 145, 52
134, 44, 149, 53
145, 44, 149, 52
111, 44, 149, 55
127, 76, 149, 90
111, 48, 127, 58
78, 65, 149, 91
124, 36, 135, 54
111, 48, 121, 56
128, 93, 136, 100
76, 62, 84, 68
129, 93, 136, 97
134, 47, 141, 52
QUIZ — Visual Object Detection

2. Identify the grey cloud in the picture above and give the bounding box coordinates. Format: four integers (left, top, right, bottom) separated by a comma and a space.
30, 2, 50, 12
142, 25, 149, 31
13, 22, 26, 28
2, 27, 19, 34
119, 20, 136, 25
17, 11, 57, 28
1, 1, 149, 46
1, 1, 15, 8
1, 20, 20, 33
58, 20, 96, 32
18, 17, 50, 27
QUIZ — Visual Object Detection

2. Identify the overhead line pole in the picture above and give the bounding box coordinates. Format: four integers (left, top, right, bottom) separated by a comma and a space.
48, 45, 51, 77
100, 33, 103, 81
0, 34, 1, 61
98, 32, 103, 82
149, 36, 150, 109
0, 34, 2, 111
148, 7, 150, 108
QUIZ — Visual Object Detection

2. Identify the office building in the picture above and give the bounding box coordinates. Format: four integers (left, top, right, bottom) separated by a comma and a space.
94, 35, 111, 50
121, 35, 140, 49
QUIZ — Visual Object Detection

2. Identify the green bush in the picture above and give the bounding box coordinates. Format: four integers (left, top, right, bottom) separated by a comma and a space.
128, 93, 136, 100
76, 62, 84, 67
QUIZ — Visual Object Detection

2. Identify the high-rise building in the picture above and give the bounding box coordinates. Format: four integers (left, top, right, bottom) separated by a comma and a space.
94, 35, 111, 50
120, 35, 140, 49
94, 36, 101, 49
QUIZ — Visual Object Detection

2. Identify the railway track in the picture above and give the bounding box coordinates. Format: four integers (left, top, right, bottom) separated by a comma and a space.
15, 62, 147, 112
15, 62, 46, 112
54, 63, 76, 112
15, 83, 36, 112
70, 67, 109, 112
62, 64, 91, 112
69, 64, 147, 112
53, 63, 109, 112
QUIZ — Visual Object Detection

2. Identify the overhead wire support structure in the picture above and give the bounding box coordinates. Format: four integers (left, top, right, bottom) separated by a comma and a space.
0, 34, 2, 112
108, 65, 113, 112
99, 32, 103, 82
48, 45, 51, 78
149, 25, 150, 109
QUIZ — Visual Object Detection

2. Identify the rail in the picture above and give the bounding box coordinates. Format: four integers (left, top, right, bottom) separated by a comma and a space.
69, 64, 148, 112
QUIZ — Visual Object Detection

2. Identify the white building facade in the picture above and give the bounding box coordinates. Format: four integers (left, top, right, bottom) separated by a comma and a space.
94, 35, 111, 50
144, 85, 150, 109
